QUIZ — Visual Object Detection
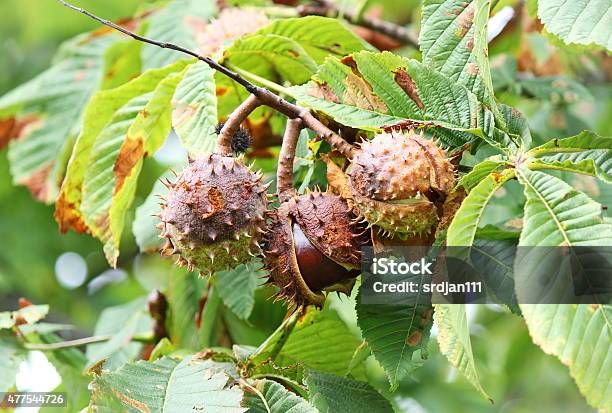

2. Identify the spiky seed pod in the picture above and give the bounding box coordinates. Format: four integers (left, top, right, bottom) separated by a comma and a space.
350, 131, 455, 201
327, 130, 456, 237
159, 154, 267, 275
264, 192, 368, 307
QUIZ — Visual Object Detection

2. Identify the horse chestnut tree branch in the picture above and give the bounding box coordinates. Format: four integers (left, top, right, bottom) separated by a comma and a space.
57, 0, 356, 160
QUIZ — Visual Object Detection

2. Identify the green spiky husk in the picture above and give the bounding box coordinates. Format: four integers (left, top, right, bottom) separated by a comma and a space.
325, 149, 446, 237
350, 188, 439, 237
350, 131, 455, 201
164, 225, 260, 274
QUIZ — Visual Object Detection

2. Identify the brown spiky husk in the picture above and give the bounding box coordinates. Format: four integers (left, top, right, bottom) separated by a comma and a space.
293, 192, 367, 268
159, 154, 268, 275
263, 192, 368, 307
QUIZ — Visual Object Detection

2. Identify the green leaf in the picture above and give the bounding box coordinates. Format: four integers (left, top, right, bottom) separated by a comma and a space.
470, 238, 520, 313
475, 224, 520, 240
499, 103, 532, 149
101, 40, 143, 90
215, 261, 266, 321
142, 0, 217, 70
222, 34, 318, 85
86, 297, 153, 370
305, 369, 394, 413
105, 70, 187, 264
290, 51, 513, 150
528, 131, 612, 183
215, 73, 253, 119
256, 16, 372, 64
55, 61, 188, 266
420, 0, 496, 108
252, 307, 366, 379
30, 332, 90, 411
516, 169, 612, 246
435, 304, 491, 401
538, 0, 612, 51
520, 76, 592, 104
458, 157, 505, 190
0, 33, 117, 202
148, 338, 176, 361
165, 269, 207, 350
356, 287, 433, 389
0, 304, 49, 329
0, 339, 24, 392
520, 304, 612, 411
172, 61, 218, 155
222, 288, 287, 347
90, 356, 246, 413
242, 379, 318, 413
448, 169, 515, 246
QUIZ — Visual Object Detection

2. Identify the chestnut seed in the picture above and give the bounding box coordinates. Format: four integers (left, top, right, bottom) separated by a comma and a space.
293, 223, 360, 292
263, 193, 369, 307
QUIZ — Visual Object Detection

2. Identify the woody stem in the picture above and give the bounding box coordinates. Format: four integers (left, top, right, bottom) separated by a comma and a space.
216, 95, 261, 155
277, 118, 303, 202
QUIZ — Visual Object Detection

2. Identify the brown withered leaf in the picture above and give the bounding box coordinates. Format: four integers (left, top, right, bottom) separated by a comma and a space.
383, 119, 435, 133
394, 69, 425, 110
307, 81, 340, 103
455, 2, 475, 38
55, 191, 90, 234
244, 114, 282, 149
467, 63, 479, 76
111, 390, 152, 413
114, 137, 145, 194
517, 7, 562, 76
0, 115, 41, 150
435, 187, 467, 237
323, 156, 353, 201
339, 53, 387, 113
340, 56, 359, 73
343, 73, 388, 113
18, 162, 53, 202
406, 330, 423, 347
215, 86, 229, 97
18, 298, 33, 309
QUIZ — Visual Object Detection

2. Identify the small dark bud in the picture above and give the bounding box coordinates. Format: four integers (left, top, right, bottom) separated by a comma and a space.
215, 122, 252, 154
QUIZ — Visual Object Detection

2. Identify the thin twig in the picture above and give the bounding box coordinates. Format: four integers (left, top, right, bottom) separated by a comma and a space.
22, 334, 152, 351
57, 0, 355, 160
23, 335, 110, 350
57, 0, 257, 93
277, 118, 303, 202
298, 1, 418, 47
227, 64, 292, 96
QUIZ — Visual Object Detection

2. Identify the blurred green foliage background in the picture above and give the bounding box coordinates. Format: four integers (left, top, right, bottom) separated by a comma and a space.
0, 1, 606, 412
0, 0, 148, 325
